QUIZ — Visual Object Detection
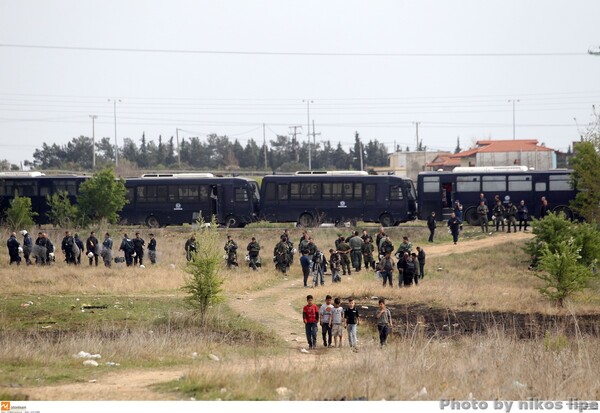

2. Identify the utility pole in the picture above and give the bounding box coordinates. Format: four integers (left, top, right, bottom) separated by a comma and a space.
289, 125, 302, 163
414, 121, 420, 151
108, 98, 121, 167
263, 123, 268, 170
311, 120, 321, 167
89, 115, 97, 169
303, 99, 314, 170
176, 128, 181, 168
359, 140, 364, 171
508, 99, 520, 140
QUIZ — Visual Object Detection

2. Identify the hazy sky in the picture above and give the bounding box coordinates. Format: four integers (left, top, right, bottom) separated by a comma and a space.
1, 0, 599, 166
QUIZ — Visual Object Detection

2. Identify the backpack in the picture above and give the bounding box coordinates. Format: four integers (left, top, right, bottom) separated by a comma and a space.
405, 260, 415, 273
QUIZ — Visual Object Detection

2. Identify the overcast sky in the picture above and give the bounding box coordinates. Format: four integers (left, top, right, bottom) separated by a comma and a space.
1, 0, 599, 166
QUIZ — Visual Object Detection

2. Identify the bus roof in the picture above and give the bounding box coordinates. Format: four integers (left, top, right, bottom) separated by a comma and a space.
294, 170, 369, 176
140, 173, 215, 178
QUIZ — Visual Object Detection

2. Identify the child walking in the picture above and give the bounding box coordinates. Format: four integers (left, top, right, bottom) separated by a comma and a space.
303, 295, 319, 350
344, 297, 360, 348
376, 298, 393, 346
331, 297, 345, 348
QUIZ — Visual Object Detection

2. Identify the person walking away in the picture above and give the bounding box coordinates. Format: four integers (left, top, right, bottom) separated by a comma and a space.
331, 297, 345, 348
416, 246, 426, 279
224, 235, 238, 269
411, 252, 421, 285
319, 295, 334, 348
362, 238, 375, 270
492, 200, 505, 232
7, 232, 21, 265
477, 201, 489, 233
427, 211, 437, 242
448, 212, 461, 245
246, 237, 261, 271
102, 236, 115, 267
61, 231, 77, 265
303, 295, 319, 350
517, 200, 530, 231
506, 201, 518, 233
329, 249, 341, 284
300, 251, 311, 288
132, 232, 145, 266
86, 231, 99, 266
344, 298, 360, 349
21, 230, 32, 265
148, 233, 157, 264
74, 233, 84, 265
348, 231, 364, 272
119, 234, 135, 267
337, 238, 352, 276
312, 250, 325, 286
378, 251, 395, 288
185, 235, 197, 262
376, 298, 393, 346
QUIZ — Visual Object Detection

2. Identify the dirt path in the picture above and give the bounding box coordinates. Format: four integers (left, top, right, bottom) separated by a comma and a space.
4, 232, 532, 400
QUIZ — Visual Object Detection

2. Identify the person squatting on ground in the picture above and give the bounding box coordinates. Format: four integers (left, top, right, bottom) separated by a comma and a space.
7, 232, 21, 265
427, 211, 437, 242
224, 235, 238, 269
448, 212, 461, 245
119, 234, 135, 267
477, 201, 489, 233
101, 232, 113, 268
331, 297, 345, 348
378, 251, 395, 288
344, 297, 360, 348
348, 231, 364, 272
517, 200, 530, 231
132, 232, 145, 266
21, 230, 32, 265
148, 233, 157, 264
246, 237, 261, 271
303, 295, 319, 350
376, 298, 393, 346
185, 235, 197, 262
86, 231, 99, 266
319, 295, 334, 348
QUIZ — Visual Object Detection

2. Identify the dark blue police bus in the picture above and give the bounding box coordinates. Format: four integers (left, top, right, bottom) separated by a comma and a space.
0, 172, 88, 225
417, 166, 577, 225
120, 173, 260, 228
260, 171, 417, 227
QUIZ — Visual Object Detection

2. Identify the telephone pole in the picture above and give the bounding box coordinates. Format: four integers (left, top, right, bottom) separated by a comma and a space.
508, 99, 520, 140
414, 121, 420, 151
176, 128, 181, 168
303, 99, 314, 170
89, 115, 97, 169
263, 123, 268, 170
289, 125, 302, 163
311, 120, 321, 167
108, 98, 121, 167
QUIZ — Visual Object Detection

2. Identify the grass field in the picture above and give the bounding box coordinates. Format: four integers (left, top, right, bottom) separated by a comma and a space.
1, 225, 600, 401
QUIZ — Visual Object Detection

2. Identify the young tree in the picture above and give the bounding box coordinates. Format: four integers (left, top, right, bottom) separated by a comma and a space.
181, 217, 224, 325
4, 196, 37, 230
77, 168, 127, 224
570, 141, 600, 223
46, 191, 79, 228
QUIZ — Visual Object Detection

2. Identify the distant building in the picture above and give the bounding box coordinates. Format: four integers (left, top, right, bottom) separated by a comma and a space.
426, 139, 557, 170
383, 150, 451, 182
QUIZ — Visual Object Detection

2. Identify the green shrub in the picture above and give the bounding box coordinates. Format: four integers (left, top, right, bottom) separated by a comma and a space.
4, 195, 37, 230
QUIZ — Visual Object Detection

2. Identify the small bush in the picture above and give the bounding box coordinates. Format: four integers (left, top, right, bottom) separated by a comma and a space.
4, 195, 37, 230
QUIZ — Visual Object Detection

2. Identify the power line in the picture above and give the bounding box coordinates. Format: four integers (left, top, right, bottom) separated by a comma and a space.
0, 43, 587, 57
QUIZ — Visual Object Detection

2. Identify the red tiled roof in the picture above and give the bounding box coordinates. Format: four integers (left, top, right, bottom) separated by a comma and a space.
426, 154, 461, 167
475, 139, 553, 153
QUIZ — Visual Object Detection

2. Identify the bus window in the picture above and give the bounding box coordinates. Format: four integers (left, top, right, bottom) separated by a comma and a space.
235, 187, 249, 202
390, 185, 404, 200
456, 176, 480, 192
482, 175, 506, 192
264, 183, 276, 201
322, 182, 342, 200
354, 182, 362, 200
508, 175, 532, 191
535, 182, 547, 192
549, 175, 572, 191
292, 182, 320, 200
126, 187, 135, 203
365, 184, 376, 202
277, 184, 288, 200
422, 176, 439, 193
53, 180, 77, 195
156, 186, 168, 202
199, 185, 210, 201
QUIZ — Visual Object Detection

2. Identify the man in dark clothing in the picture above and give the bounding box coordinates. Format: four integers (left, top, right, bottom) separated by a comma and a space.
448, 212, 461, 245
132, 232, 145, 266
21, 230, 32, 265
45, 234, 55, 265
61, 231, 76, 265
416, 246, 426, 279
427, 211, 437, 242
185, 235, 197, 261
492, 200, 506, 232
119, 234, 135, 267
74, 234, 84, 265
34, 232, 47, 265
398, 252, 416, 287
477, 201, 489, 233
336, 238, 352, 275
300, 251, 311, 287
102, 233, 113, 268
86, 231, 99, 266
246, 237, 261, 271
506, 201, 518, 233
224, 235, 238, 269
361, 229, 373, 244
362, 238, 375, 270
348, 231, 364, 272
378, 251, 395, 288
148, 233, 157, 264
274, 235, 291, 273
517, 200, 530, 231
7, 232, 21, 265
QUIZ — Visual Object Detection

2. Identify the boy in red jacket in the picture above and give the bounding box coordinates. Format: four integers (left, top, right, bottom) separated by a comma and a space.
303, 295, 319, 350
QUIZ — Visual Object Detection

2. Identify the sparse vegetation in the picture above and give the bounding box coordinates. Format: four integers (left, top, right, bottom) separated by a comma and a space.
4, 195, 37, 230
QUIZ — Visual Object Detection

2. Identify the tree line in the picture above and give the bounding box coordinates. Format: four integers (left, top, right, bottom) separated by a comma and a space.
21, 132, 390, 172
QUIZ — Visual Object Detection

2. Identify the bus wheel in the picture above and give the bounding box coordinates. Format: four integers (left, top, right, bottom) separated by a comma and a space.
298, 213, 314, 227
225, 215, 240, 228
464, 207, 479, 226
379, 213, 393, 227
553, 206, 573, 220
146, 216, 161, 228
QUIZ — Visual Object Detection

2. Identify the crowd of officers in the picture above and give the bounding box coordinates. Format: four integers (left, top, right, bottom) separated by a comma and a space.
6, 230, 157, 268
474, 193, 544, 234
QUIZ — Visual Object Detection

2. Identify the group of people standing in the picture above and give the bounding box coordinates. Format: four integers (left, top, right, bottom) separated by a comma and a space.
6, 230, 157, 268
475, 193, 541, 233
